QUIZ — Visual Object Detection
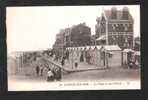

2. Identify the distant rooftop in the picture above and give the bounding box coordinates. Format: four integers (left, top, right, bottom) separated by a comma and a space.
103, 8, 133, 21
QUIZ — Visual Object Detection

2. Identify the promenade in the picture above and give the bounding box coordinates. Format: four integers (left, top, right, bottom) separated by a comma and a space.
47, 57, 106, 73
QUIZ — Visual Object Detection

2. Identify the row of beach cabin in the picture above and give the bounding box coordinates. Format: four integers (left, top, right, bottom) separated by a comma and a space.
66, 45, 140, 68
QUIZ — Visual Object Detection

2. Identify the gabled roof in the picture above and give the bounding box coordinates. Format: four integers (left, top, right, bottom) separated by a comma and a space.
104, 10, 133, 21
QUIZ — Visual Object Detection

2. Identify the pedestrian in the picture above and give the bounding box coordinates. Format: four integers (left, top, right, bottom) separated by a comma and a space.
80, 53, 84, 62
40, 67, 44, 76
54, 67, 62, 81
47, 69, 54, 81
61, 57, 65, 67
53, 54, 56, 60
36, 65, 40, 76
74, 56, 78, 69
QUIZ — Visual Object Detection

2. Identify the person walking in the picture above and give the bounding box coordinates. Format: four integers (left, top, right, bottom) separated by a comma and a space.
61, 56, 65, 67
74, 56, 79, 69
80, 53, 84, 62
36, 65, 40, 76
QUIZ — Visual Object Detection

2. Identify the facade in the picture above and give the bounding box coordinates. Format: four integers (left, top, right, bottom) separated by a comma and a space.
52, 29, 65, 58
70, 23, 91, 47
53, 23, 91, 57
95, 7, 134, 49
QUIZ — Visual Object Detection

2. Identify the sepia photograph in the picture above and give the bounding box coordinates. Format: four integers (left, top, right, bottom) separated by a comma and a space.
7, 5, 140, 91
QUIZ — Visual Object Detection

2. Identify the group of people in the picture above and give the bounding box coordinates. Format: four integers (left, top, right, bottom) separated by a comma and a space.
127, 52, 140, 69
35, 64, 62, 82
47, 67, 62, 81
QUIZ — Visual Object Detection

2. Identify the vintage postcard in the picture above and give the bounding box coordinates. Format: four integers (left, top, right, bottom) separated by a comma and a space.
7, 5, 140, 91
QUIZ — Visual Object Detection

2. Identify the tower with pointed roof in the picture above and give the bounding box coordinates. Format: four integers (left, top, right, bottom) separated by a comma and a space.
95, 7, 134, 49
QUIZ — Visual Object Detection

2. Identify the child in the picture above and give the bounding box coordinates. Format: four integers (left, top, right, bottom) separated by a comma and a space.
47, 69, 54, 81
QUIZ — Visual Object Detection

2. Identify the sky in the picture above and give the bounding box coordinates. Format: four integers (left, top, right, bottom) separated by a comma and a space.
7, 5, 140, 53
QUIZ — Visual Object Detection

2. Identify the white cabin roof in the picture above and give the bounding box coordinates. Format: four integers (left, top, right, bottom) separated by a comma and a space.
90, 46, 96, 49
103, 45, 121, 51
78, 47, 83, 50
85, 46, 91, 50
123, 49, 134, 52
96, 45, 102, 50
81, 47, 85, 50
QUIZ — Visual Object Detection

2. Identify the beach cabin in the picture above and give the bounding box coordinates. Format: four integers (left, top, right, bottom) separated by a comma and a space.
89, 46, 97, 65
94, 46, 102, 66
122, 49, 134, 65
84, 46, 91, 64
100, 45, 122, 67
78, 46, 85, 63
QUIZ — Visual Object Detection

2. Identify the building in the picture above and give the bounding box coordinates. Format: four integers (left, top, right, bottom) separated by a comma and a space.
70, 23, 91, 47
95, 7, 134, 49
53, 23, 91, 57
52, 29, 65, 58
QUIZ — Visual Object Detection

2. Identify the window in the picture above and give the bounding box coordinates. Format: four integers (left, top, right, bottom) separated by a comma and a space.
112, 24, 116, 31
125, 25, 128, 31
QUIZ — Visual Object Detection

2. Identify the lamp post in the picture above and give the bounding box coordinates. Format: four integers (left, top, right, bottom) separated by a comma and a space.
70, 41, 74, 69
69, 28, 74, 69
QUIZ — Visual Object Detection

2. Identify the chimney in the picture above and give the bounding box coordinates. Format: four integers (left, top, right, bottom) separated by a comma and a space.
111, 7, 117, 19
122, 7, 129, 20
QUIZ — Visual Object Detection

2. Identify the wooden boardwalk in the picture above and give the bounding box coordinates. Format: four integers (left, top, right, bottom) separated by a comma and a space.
42, 57, 107, 73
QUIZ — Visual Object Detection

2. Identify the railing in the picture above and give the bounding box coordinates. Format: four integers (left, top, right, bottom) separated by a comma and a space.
40, 57, 69, 74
